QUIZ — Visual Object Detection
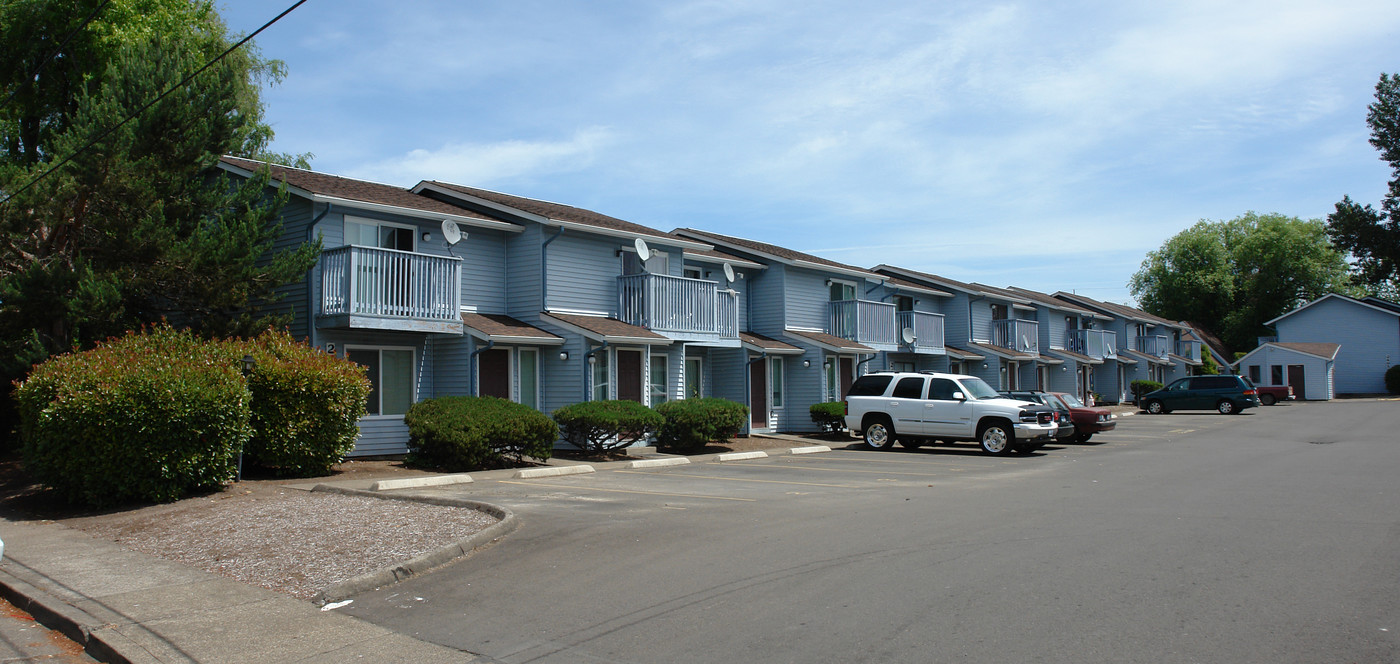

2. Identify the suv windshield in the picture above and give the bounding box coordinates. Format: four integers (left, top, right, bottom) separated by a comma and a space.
1058, 393, 1085, 407
958, 376, 1001, 400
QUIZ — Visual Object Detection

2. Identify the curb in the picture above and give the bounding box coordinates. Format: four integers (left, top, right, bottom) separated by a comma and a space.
625, 458, 691, 469
369, 474, 474, 491
789, 445, 831, 455
0, 555, 157, 664
514, 465, 596, 479
715, 451, 768, 462
310, 485, 517, 603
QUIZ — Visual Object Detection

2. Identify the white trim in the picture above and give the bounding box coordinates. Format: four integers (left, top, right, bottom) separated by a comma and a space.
518, 348, 541, 410
1264, 292, 1400, 326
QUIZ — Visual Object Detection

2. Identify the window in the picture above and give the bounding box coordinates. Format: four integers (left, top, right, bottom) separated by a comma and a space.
650, 354, 669, 406
895, 295, 914, 312
623, 250, 668, 275
769, 357, 784, 408
1248, 365, 1261, 385
518, 349, 538, 410
591, 348, 610, 401
848, 374, 894, 396
1271, 365, 1284, 386
346, 347, 415, 416
345, 217, 415, 251
824, 359, 838, 402
829, 281, 856, 302
685, 357, 702, 399
991, 304, 1008, 321
893, 377, 925, 398
684, 266, 702, 280
927, 378, 960, 401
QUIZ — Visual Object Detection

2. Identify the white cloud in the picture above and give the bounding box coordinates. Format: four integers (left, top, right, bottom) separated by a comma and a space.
345, 127, 618, 187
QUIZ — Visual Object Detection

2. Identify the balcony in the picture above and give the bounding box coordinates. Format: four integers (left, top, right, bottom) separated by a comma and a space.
618, 273, 739, 346
1067, 329, 1118, 360
991, 319, 1039, 355
897, 310, 945, 354
1177, 340, 1203, 362
1133, 334, 1171, 359
829, 299, 897, 351
318, 245, 463, 334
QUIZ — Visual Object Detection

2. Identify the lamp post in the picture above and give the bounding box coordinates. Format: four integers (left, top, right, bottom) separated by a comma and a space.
239, 355, 256, 482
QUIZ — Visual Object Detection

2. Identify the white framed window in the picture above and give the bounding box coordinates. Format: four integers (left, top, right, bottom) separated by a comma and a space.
622, 250, 669, 275
825, 358, 839, 402
591, 347, 610, 401
829, 280, 856, 302
770, 356, 785, 408
650, 353, 669, 406
684, 266, 702, 280
344, 216, 416, 251
685, 356, 703, 399
346, 346, 416, 416
518, 348, 539, 410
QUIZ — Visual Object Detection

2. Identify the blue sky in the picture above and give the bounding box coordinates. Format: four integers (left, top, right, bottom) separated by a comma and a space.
219, 1, 1400, 304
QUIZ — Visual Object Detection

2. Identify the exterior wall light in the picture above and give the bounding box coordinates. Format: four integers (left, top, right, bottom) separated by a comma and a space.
559, 351, 569, 361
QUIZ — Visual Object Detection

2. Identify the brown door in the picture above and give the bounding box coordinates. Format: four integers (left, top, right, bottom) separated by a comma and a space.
1287, 365, 1306, 400
617, 350, 644, 402
479, 349, 510, 399
839, 357, 855, 399
750, 359, 768, 429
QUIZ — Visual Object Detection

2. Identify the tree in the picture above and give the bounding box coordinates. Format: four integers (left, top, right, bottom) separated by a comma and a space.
0, 0, 319, 379
1130, 213, 1354, 351
1327, 73, 1400, 295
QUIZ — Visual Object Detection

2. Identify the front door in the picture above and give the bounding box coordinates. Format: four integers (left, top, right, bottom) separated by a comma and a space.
749, 359, 768, 429
924, 377, 974, 437
1288, 365, 1306, 400
888, 375, 928, 436
479, 348, 510, 399
839, 356, 855, 399
617, 349, 644, 402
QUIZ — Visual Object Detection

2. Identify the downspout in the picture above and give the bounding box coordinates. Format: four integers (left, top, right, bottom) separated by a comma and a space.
745, 351, 768, 435
584, 341, 610, 401
469, 340, 495, 396
540, 226, 564, 312
307, 203, 332, 353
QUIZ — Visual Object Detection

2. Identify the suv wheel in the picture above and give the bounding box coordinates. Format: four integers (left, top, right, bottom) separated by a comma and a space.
1145, 399, 1166, 414
977, 421, 1014, 456
863, 418, 898, 450
1217, 399, 1236, 414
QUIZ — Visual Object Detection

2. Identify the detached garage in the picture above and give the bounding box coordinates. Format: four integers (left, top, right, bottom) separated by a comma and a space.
1234, 342, 1340, 401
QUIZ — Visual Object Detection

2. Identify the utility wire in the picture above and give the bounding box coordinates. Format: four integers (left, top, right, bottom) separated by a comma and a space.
0, 0, 113, 114
0, 0, 310, 208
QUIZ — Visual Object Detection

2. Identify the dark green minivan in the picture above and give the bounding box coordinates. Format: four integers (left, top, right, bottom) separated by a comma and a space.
1141, 375, 1259, 414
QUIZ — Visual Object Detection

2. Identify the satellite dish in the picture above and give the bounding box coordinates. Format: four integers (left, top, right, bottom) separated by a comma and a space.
901, 327, 917, 345
634, 238, 651, 262
441, 220, 463, 245
722, 262, 735, 283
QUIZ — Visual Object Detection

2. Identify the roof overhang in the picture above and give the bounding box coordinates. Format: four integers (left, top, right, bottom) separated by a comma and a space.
675, 230, 884, 282
540, 313, 674, 345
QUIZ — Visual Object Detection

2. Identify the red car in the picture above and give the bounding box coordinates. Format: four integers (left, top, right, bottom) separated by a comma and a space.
1049, 392, 1116, 443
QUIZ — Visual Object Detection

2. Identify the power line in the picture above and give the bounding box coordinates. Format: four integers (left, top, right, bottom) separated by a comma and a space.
0, 0, 113, 114
0, 0, 311, 209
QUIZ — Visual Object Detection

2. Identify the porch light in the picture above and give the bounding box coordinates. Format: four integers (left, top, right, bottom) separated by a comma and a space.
803, 359, 811, 368
421, 231, 431, 241
559, 351, 569, 361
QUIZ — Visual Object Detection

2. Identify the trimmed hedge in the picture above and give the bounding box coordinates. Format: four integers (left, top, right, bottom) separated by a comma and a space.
1387, 365, 1400, 395
553, 400, 663, 453
230, 329, 370, 477
405, 396, 556, 470
809, 402, 846, 433
656, 398, 747, 451
15, 325, 250, 507
1130, 380, 1163, 402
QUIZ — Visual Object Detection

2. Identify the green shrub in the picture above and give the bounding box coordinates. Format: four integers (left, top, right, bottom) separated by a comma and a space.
1386, 365, 1400, 395
15, 325, 250, 507
656, 398, 747, 451
553, 400, 663, 453
405, 396, 556, 470
1130, 380, 1163, 402
809, 402, 846, 433
230, 329, 371, 477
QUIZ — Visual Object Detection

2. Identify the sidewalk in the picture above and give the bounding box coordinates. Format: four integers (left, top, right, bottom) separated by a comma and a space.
0, 513, 489, 664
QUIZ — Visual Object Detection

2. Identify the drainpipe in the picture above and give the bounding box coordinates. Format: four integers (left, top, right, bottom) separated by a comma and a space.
468, 340, 495, 396
540, 227, 564, 312
745, 351, 768, 435
584, 341, 610, 401
855, 352, 876, 376
307, 203, 332, 353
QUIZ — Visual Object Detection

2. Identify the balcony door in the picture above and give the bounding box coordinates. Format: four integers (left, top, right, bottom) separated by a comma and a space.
345, 217, 417, 315
830, 281, 857, 339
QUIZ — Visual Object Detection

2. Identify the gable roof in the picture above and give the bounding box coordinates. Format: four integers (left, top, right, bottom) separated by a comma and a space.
783, 330, 875, 354
1181, 321, 1232, 363
217, 157, 519, 232
1052, 292, 1182, 329
1234, 341, 1341, 365
872, 265, 1033, 305
1264, 293, 1400, 326
881, 275, 954, 298
540, 312, 672, 345
415, 181, 710, 250
673, 228, 884, 281
461, 314, 564, 345
1005, 286, 1106, 319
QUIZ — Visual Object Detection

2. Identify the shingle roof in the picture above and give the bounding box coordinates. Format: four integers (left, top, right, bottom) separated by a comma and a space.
1052, 292, 1180, 328
882, 276, 954, 298
1271, 342, 1341, 360
965, 341, 1038, 361
784, 330, 875, 353
944, 346, 986, 361
674, 228, 880, 278
739, 332, 804, 354
1046, 348, 1101, 365
424, 181, 674, 239
540, 313, 670, 343
219, 156, 503, 222
461, 314, 564, 344
1006, 286, 1101, 318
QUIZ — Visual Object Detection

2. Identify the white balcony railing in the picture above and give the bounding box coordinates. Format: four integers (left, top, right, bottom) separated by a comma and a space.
897, 310, 945, 353
321, 245, 461, 322
991, 319, 1039, 354
1067, 329, 1117, 359
618, 273, 738, 339
1177, 340, 1203, 362
829, 299, 896, 348
1133, 334, 1171, 358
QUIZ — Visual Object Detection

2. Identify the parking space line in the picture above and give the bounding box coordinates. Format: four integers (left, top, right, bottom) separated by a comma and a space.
755, 463, 952, 478
614, 470, 859, 489
778, 454, 981, 467
495, 480, 756, 502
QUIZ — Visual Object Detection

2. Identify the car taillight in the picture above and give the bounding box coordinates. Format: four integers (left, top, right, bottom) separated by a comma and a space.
842, 400, 848, 416
1244, 388, 1257, 396
1287, 386, 1294, 396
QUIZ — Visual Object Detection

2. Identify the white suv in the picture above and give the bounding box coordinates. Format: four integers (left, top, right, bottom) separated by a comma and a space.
843, 371, 1058, 455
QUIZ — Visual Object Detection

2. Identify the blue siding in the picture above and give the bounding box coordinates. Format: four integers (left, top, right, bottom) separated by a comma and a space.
943, 293, 971, 347
1237, 346, 1334, 400
1275, 297, 1399, 394
748, 265, 786, 335
544, 233, 621, 315
970, 299, 994, 343
321, 329, 432, 456
711, 348, 749, 405
460, 229, 508, 314
784, 268, 831, 331
507, 224, 543, 317
260, 197, 315, 339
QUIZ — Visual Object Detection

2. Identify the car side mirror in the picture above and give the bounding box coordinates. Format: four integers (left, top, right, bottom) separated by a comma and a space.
952, 392, 965, 401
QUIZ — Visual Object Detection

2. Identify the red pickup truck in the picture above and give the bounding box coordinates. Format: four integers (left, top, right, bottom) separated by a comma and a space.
1249, 382, 1294, 406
